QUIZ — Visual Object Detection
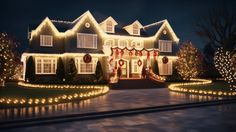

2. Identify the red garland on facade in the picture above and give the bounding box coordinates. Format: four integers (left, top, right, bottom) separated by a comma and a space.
83, 54, 92, 63
137, 59, 142, 66
162, 56, 168, 64
118, 59, 124, 66
111, 47, 159, 59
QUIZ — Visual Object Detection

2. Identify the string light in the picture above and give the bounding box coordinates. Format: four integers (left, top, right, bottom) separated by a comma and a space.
214, 47, 236, 90
0, 82, 109, 106
168, 79, 236, 96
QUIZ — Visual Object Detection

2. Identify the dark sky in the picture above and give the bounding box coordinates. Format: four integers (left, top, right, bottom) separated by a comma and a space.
0, 0, 235, 52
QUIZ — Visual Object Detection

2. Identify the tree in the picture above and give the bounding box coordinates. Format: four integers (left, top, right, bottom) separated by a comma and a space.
176, 41, 203, 80
56, 57, 65, 81
95, 61, 103, 83
195, 7, 236, 64
25, 56, 35, 83
117, 67, 122, 79
152, 59, 159, 75
214, 47, 236, 89
0, 33, 18, 86
67, 58, 77, 82
141, 66, 146, 78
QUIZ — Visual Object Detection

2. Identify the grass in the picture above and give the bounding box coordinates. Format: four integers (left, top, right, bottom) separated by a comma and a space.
180, 81, 231, 92
0, 82, 95, 99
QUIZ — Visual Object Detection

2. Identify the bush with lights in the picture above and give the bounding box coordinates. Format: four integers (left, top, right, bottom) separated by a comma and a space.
214, 47, 236, 90
0, 33, 19, 86
175, 41, 203, 80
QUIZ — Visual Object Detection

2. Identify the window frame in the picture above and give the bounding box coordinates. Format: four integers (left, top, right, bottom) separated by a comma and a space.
104, 39, 115, 47
132, 23, 139, 35
130, 40, 143, 49
158, 40, 172, 52
158, 59, 172, 75
40, 35, 53, 47
106, 20, 113, 33
35, 57, 57, 75
118, 39, 128, 48
77, 33, 97, 49
76, 57, 98, 74
131, 59, 143, 73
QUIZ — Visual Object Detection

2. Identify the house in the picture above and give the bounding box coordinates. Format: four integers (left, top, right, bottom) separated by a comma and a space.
21, 11, 179, 84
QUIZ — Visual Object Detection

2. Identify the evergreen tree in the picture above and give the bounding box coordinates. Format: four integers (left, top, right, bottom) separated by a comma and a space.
25, 56, 35, 83
56, 57, 65, 81
67, 58, 77, 82
176, 41, 203, 80
95, 61, 103, 83
152, 59, 159, 75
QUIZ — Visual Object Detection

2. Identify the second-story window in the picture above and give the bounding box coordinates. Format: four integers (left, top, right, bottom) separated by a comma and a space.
133, 23, 139, 35
77, 33, 97, 49
40, 35, 53, 47
159, 40, 172, 52
118, 39, 128, 48
106, 20, 113, 32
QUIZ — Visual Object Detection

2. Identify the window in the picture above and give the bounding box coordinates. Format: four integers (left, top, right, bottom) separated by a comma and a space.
106, 20, 113, 32
104, 39, 114, 47
132, 59, 142, 73
35, 58, 57, 74
118, 39, 128, 48
77, 58, 98, 74
131, 40, 143, 49
158, 60, 172, 75
133, 23, 139, 35
159, 40, 172, 52
40, 35, 53, 47
77, 33, 97, 49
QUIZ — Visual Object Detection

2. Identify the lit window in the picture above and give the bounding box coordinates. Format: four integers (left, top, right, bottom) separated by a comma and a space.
35, 58, 57, 74
104, 39, 114, 47
132, 59, 142, 73
106, 20, 113, 32
159, 40, 172, 52
40, 35, 53, 47
77, 33, 97, 49
133, 23, 139, 35
77, 58, 98, 74
158, 60, 172, 75
118, 39, 128, 48
131, 40, 143, 49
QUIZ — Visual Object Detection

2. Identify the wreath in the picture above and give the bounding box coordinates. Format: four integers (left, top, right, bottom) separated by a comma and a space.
162, 56, 168, 64
137, 59, 142, 67
83, 54, 92, 63
118, 59, 124, 67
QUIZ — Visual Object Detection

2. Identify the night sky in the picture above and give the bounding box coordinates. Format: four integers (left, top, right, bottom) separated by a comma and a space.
0, 0, 235, 53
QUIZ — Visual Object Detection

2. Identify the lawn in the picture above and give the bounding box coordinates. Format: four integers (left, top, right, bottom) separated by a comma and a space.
180, 81, 232, 92
0, 82, 98, 98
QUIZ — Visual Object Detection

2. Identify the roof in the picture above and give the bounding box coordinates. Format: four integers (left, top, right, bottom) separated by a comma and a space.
28, 11, 177, 40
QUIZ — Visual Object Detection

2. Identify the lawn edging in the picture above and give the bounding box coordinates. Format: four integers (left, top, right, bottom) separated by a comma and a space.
168, 79, 236, 96
0, 82, 109, 107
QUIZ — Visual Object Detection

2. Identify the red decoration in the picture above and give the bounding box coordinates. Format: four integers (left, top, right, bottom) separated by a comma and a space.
129, 51, 133, 56
135, 51, 139, 56
120, 49, 124, 56
83, 54, 92, 63
139, 51, 142, 56
147, 51, 150, 59
162, 56, 168, 64
118, 59, 124, 67
109, 57, 113, 64
116, 49, 119, 58
137, 59, 142, 67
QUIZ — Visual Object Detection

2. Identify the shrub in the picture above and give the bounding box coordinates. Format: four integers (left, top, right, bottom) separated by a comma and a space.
152, 59, 159, 75
56, 57, 65, 81
95, 61, 104, 83
25, 56, 35, 82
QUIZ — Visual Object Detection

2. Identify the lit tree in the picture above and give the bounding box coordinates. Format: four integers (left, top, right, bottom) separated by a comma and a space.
176, 41, 203, 80
0, 33, 18, 86
214, 47, 236, 90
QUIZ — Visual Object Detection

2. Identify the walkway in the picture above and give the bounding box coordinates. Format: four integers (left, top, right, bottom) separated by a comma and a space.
0, 88, 230, 121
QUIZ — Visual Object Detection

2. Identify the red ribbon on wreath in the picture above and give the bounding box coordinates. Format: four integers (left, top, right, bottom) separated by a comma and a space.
118, 59, 124, 67
83, 54, 92, 63
162, 56, 168, 64
137, 59, 142, 67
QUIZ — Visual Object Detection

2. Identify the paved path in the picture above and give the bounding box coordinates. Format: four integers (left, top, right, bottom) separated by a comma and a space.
0, 88, 230, 121
4, 103, 236, 132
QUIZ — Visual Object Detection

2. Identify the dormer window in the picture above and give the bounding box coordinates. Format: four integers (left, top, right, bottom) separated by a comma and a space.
100, 16, 118, 33
40, 35, 53, 47
159, 40, 172, 52
106, 20, 113, 32
133, 23, 139, 35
